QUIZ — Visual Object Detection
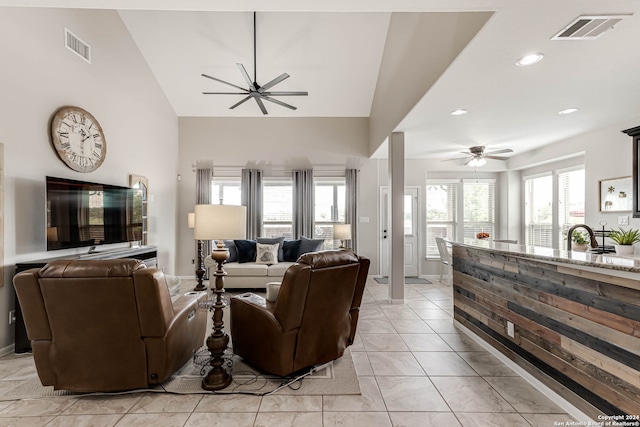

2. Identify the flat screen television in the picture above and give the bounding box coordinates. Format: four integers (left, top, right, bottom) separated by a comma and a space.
46, 176, 143, 251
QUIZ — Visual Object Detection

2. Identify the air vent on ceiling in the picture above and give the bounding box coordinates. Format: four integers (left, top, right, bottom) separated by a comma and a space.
551, 15, 630, 40
64, 28, 91, 63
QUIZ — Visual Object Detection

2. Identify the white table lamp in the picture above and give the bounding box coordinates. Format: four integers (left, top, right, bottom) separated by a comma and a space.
333, 223, 352, 249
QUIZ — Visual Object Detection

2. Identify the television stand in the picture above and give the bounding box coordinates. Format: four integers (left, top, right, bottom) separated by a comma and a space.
13, 245, 158, 353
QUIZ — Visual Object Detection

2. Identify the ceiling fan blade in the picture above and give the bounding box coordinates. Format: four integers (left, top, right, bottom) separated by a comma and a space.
463, 157, 474, 166
202, 92, 249, 95
264, 91, 309, 96
262, 95, 297, 111
258, 73, 289, 92
485, 148, 513, 155
440, 157, 468, 162
483, 155, 510, 160
236, 64, 257, 91
229, 95, 252, 109
254, 97, 268, 115
201, 74, 248, 92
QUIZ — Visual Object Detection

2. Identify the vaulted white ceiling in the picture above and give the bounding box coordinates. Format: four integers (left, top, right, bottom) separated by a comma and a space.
2, 0, 640, 164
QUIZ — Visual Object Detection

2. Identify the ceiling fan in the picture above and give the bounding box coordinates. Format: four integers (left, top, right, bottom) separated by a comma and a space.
201, 12, 308, 115
442, 146, 514, 167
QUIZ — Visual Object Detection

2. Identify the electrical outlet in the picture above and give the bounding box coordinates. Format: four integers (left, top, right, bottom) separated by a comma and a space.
619, 216, 629, 225
8, 310, 15, 325
507, 321, 515, 338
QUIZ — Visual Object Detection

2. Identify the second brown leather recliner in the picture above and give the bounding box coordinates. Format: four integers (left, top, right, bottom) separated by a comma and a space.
230, 250, 370, 376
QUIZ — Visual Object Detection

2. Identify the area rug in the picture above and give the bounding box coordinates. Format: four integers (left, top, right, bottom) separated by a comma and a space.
374, 277, 432, 284
0, 348, 359, 400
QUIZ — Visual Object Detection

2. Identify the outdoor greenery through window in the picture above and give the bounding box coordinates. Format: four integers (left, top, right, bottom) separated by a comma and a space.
314, 177, 345, 249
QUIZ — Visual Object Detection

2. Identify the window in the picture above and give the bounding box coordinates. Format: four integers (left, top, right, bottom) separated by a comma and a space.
524, 174, 553, 247
314, 177, 345, 249
426, 182, 457, 257
211, 178, 241, 206
558, 169, 585, 246
463, 180, 495, 241
262, 177, 293, 238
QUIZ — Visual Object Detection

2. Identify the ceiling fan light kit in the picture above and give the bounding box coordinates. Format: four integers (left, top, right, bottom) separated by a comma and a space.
201, 12, 308, 115
468, 157, 487, 167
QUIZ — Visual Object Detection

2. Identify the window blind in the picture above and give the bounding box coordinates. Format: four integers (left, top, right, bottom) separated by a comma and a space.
558, 168, 585, 245
314, 177, 346, 249
426, 182, 457, 258
463, 181, 495, 241
262, 178, 293, 238
525, 175, 553, 247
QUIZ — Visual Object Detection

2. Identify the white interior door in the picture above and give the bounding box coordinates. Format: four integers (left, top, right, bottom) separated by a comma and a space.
380, 187, 419, 277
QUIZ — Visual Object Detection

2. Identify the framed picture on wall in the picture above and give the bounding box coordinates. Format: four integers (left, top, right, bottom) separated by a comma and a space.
599, 176, 632, 212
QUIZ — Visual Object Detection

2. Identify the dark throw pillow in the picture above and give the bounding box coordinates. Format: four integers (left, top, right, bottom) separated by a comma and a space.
234, 239, 257, 263
298, 236, 324, 256
282, 239, 301, 262
257, 237, 285, 261
223, 240, 238, 263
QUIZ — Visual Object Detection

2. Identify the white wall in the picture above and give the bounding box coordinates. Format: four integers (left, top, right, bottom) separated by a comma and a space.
0, 7, 179, 350
176, 117, 373, 276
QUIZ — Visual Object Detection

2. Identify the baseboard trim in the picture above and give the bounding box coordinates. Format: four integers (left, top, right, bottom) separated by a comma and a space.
0, 344, 15, 357
453, 319, 594, 423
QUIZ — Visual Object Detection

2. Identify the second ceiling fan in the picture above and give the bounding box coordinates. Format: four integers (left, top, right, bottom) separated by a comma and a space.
442, 146, 514, 167
201, 12, 308, 115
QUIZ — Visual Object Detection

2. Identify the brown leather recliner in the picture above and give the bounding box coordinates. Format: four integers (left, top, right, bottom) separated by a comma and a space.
13, 259, 208, 392
230, 250, 370, 376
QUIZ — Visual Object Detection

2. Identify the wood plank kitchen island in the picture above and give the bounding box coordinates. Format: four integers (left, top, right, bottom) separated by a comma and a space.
451, 240, 640, 420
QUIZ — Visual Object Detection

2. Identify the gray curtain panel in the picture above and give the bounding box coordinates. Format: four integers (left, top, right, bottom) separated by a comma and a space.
196, 167, 213, 276
292, 169, 314, 239
241, 168, 263, 239
345, 168, 358, 253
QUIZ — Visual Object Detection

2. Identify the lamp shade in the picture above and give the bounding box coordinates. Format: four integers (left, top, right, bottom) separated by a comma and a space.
194, 204, 247, 241
187, 212, 195, 229
333, 223, 352, 240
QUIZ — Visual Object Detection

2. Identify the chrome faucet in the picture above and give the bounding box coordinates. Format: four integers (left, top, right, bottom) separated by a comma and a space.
566, 224, 599, 251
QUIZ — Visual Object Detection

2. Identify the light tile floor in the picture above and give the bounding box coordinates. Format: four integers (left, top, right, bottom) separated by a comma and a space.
0, 276, 580, 426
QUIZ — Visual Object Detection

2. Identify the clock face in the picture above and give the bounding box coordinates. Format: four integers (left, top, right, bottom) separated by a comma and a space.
50, 106, 106, 173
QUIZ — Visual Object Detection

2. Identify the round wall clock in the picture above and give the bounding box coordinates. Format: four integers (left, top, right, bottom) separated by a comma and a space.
50, 106, 106, 173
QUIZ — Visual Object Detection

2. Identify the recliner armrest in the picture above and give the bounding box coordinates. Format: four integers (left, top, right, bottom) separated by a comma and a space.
167, 292, 208, 331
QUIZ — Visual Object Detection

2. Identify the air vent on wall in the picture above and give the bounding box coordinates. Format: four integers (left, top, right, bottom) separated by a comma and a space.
551, 15, 630, 40
64, 28, 91, 63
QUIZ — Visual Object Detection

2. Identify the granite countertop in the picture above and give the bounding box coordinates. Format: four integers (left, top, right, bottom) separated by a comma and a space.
449, 239, 640, 273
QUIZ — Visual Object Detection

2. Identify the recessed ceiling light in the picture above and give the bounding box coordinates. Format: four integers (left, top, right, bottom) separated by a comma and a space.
558, 108, 579, 115
450, 109, 468, 116
515, 53, 544, 66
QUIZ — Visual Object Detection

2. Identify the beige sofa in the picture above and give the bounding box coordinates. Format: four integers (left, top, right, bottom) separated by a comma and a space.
204, 256, 295, 288
203, 237, 325, 289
